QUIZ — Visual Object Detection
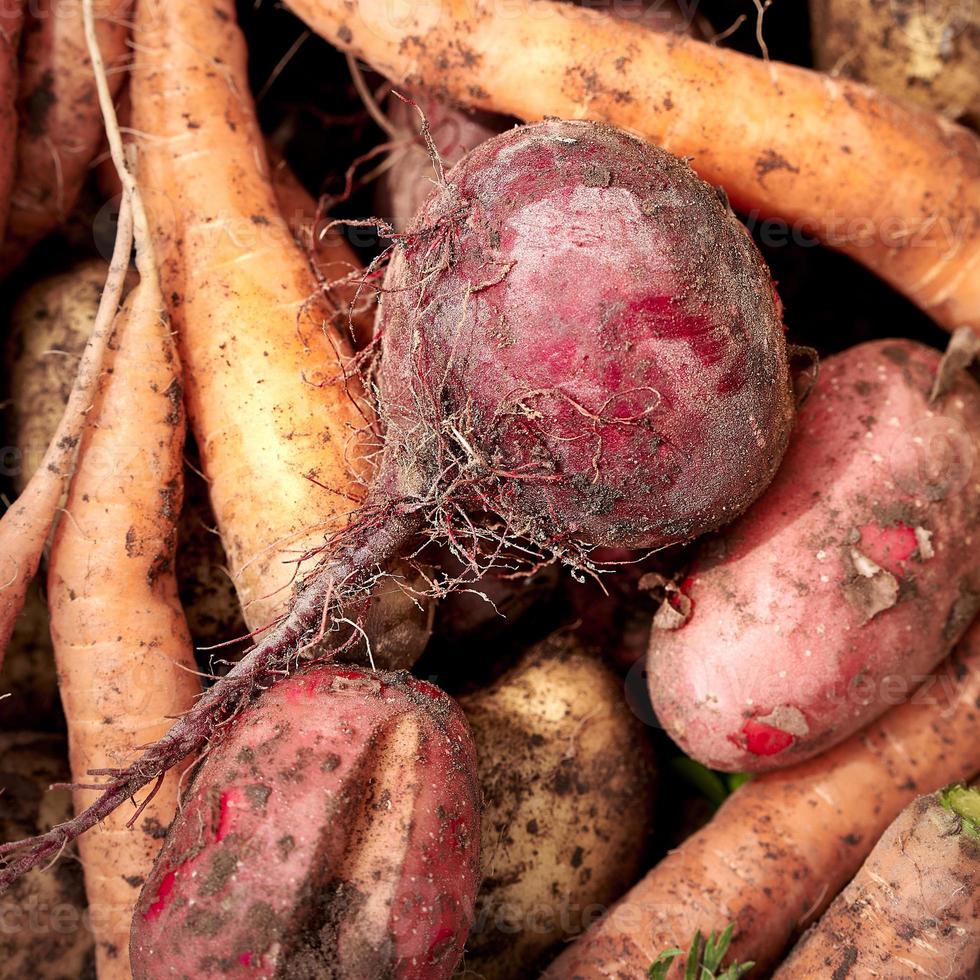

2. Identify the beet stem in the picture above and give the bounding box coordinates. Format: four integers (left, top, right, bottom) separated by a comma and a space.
0, 508, 420, 893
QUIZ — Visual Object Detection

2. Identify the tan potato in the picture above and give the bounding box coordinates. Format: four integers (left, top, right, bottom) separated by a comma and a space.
357, 559, 436, 669
6, 259, 112, 495
0, 732, 95, 978
4, 262, 250, 659
457, 633, 656, 979
0, 580, 61, 731
811, 0, 980, 128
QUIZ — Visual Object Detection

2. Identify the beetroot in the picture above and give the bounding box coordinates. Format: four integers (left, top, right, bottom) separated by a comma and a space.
0, 119, 794, 888
375, 118, 794, 551
131, 667, 481, 979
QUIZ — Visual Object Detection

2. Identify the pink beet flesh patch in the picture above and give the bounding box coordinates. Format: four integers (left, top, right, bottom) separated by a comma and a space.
858, 522, 918, 575
143, 869, 178, 921
215, 788, 239, 842
741, 718, 795, 756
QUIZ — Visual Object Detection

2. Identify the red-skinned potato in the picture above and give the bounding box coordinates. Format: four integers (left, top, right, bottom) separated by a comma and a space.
649, 338, 980, 772
131, 668, 481, 979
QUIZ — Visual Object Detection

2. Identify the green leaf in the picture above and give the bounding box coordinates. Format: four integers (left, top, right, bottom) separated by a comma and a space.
649, 924, 753, 980
703, 923, 735, 972
685, 931, 704, 980
726, 772, 753, 793
671, 758, 729, 809
648, 948, 683, 980
718, 962, 755, 980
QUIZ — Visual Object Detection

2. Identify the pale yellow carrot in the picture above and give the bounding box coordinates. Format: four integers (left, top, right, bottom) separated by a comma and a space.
130, 0, 373, 632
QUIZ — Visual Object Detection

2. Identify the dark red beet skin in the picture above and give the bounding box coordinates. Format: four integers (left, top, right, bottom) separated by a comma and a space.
131, 668, 481, 980
376, 119, 795, 549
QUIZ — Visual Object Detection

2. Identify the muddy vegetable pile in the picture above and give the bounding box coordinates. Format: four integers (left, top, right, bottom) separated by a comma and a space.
0, 1, 978, 978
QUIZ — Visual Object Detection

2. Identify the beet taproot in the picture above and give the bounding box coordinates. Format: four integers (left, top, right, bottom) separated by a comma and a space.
130, 667, 481, 979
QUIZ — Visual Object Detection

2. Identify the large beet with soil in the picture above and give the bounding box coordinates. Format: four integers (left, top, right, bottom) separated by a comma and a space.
374, 119, 795, 553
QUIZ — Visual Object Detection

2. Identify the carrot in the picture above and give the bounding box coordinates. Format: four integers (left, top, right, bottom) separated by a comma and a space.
42, 6, 201, 976
267, 150, 376, 350
773, 784, 980, 979
0, 164, 133, 670
0, 0, 25, 243
49, 279, 201, 979
129, 0, 372, 633
0, 0, 132, 275
107, 128, 374, 346
542, 618, 980, 978
0, 27, 396, 872
283, 0, 980, 332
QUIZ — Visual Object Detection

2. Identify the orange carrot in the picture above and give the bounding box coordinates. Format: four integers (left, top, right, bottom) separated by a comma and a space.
543, 618, 980, 978
0, 0, 132, 275
283, 0, 980, 332
773, 784, 980, 979
267, 150, 376, 350
41, 7, 200, 975
0, 0, 25, 243
48, 274, 201, 979
130, 0, 372, 633
0, 0, 386, 887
